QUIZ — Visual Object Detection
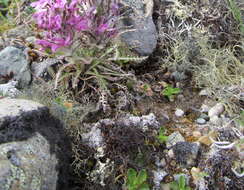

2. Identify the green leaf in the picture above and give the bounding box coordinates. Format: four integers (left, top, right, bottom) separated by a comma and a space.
127, 184, 136, 190
157, 127, 168, 143
158, 135, 168, 143
139, 183, 150, 190
161, 86, 181, 99
137, 169, 147, 185
178, 176, 186, 189
170, 181, 179, 190
127, 168, 137, 186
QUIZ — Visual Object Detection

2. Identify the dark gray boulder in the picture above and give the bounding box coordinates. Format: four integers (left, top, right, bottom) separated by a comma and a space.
0, 98, 71, 190
119, 0, 157, 56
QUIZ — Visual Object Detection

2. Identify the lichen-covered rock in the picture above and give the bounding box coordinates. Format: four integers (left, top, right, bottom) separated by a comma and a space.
0, 47, 31, 88
166, 131, 185, 148
0, 98, 71, 190
0, 80, 20, 97
81, 113, 160, 187
173, 142, 200, 168
119, 0, 157, 56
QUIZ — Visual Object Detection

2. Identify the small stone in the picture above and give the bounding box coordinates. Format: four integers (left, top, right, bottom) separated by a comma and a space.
210, 115, 222, 125
199, 89, 210, 96
198, 136, 213, 146
208, 103, 225, 117
196, 118, 206, 125
192, 131, 202, 138
160, 158, 167, 167
175, 108, 184, 117
168, 149, 174, 158
166, 131, 185, 148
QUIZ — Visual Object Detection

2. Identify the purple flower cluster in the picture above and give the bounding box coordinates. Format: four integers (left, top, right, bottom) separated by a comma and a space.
31, 0, 119, 52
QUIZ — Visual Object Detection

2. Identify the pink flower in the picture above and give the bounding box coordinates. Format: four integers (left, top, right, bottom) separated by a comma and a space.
32, 0, 120, 52
37, 33, 72, 52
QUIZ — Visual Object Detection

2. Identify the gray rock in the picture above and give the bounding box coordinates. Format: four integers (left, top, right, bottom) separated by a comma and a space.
196, 118, 206, 125
173, 142, 200, 168
208, 103, 225, 117
166, 131, 185, 148
119, 0, 157, 56
0, 98, 70, 190
3, 25, 33, 40
0, 46, 31, 88
0, 80, 20, 97
31, 58, 60, 78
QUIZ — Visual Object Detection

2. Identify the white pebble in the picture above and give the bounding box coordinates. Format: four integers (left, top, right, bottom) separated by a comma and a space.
196, 118, 206, 125
199, 89, 210, 96
168, 149, 175, 158
208, 103, 225, 117
175, 108, 184, 117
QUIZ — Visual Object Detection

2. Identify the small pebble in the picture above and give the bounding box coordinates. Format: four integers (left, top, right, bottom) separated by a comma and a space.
208, 103, 225, 117
192, 131, 202, 138
196, 118, 206, 125
198, 136, 213, 146
210, 115, 222, 125
199, 89, 210, 96
160, 158, 167, 167
200, 113, 210, 121
168, 149, 175, 158
175, 108, 184, 117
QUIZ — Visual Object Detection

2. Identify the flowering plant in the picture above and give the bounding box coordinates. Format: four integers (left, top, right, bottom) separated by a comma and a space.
31, 0, 120, 52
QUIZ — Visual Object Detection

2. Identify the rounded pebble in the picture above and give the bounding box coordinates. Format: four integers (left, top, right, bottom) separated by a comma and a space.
175, 108, 184, 117
168, 149, 175, 158
196, 118, 206, 124
192, 131, 202, 138
208, 103, 225, 117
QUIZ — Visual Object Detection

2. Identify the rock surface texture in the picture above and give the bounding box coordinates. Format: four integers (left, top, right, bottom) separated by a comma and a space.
0, 98, 70, 190
119, 0, 157, 56
0, 47, 31, 88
